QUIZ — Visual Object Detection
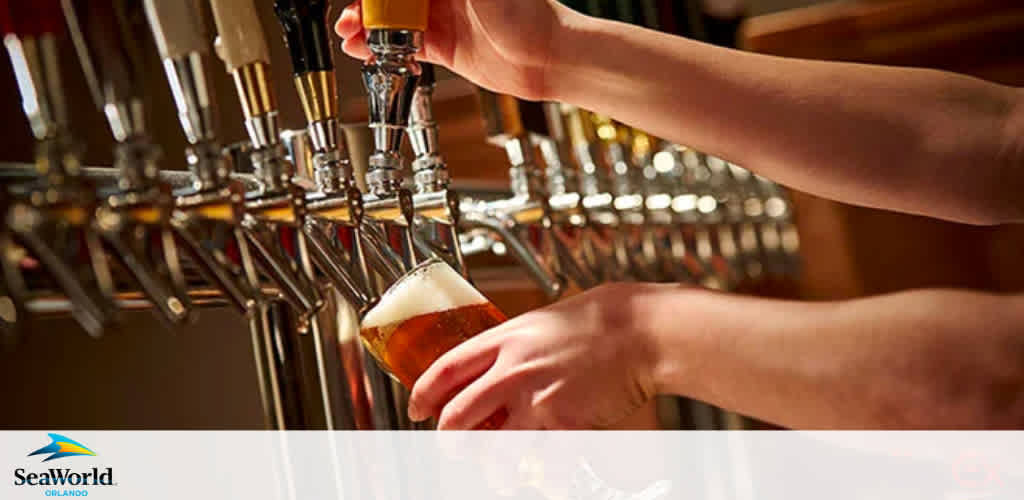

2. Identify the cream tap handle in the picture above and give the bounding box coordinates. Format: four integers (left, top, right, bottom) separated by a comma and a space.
209, 0, 271, 71
143, 0, 208, 59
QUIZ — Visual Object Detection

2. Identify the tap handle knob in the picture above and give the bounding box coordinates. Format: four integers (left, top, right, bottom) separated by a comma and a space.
362, 0, 429, 32
273, 0, 333, 75
210, 0, 270, 71
143, 0, 208, 60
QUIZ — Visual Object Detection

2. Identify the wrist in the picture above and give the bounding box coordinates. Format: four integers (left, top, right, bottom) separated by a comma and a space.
542, 2, 598, 103
632, 285, 713, 398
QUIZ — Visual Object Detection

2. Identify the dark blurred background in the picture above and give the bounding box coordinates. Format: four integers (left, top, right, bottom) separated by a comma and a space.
2, 0, 1024, 429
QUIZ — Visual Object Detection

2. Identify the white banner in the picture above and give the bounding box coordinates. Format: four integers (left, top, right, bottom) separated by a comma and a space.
1, 431, 1020, 499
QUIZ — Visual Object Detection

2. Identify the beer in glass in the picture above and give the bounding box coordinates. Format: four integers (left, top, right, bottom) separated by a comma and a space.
360, 259, 508, 427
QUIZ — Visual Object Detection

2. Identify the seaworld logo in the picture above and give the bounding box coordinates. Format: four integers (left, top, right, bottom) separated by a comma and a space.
14, 434, 115, 491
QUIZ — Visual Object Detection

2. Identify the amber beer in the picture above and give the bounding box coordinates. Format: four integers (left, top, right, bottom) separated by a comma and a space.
360, 259, 508, 427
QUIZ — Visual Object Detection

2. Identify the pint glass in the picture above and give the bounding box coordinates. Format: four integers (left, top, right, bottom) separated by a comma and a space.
360, 258, 508, 428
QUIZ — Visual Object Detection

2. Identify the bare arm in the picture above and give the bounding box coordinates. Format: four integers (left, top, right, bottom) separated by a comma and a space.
546, 10, 1024, 225
646, 287, 1024, 428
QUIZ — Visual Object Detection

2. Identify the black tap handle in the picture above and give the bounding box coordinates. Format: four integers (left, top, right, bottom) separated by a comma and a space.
273, 0, 333, 75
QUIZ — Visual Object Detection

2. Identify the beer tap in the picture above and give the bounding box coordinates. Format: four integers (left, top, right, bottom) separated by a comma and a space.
405, 62, 469, 276
469, 90, 600, 298
212, 0, 374, 431
1, 0, 117, 337
62, 0, 200, 330
661, 145, 741, 290
631, 129, 701, 284
562, 104, 634, 282
537, 101, 603, 289
143, 0, 322, 328
144, 0, 323, 431
270, 0, 380, 311
590, 112, 662, 282
357, 0, 428, 273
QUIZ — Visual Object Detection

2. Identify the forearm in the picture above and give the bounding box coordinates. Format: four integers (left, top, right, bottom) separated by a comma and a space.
546, 6, 1024, 224
638, 286, 1024, 428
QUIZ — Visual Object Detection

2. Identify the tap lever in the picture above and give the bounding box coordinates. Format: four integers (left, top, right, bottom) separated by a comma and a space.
241, 216, 323, 325
302, 219, 371, 314
170, 215, 256, 314
95, 214, 192, 329
8, 205, 112, 337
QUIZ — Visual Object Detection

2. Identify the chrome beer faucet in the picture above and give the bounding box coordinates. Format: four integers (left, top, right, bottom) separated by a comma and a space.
631, 129, 701, 284
1, 0, 117, 337
536, 102, 603, 289
144, 0, 323, 431
590, 113, 662, 282
405, 62, 468, 276
274, 0, 420, 431
62, 0, 198, 330
213, 0, 374, 431
357, 14, 425, 276
562, 104, 634, 282
271, 0, 383, 312
466, 90, 603, 299
143, 0, 322, 328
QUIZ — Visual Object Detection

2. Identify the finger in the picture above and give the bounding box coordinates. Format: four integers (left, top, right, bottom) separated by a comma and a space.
437, 366, 516, 430
408, 332, 503, 421
334, 1, 362, 39
498, 409, 540, 431
340, 31, 371, 60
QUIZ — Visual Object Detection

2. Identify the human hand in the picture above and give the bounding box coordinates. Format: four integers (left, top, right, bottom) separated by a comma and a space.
335, 0, 574, 100
407, 283, 663, 430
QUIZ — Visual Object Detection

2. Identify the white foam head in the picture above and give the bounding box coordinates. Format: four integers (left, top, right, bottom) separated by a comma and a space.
362, 260, 488, 328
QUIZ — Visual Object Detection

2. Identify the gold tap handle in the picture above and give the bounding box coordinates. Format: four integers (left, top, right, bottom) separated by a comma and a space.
478, 89, 525, 144
209, 0, 270, 71
143, 0, 208, 59
562, 104, 597, 149
362, 0, 430, 31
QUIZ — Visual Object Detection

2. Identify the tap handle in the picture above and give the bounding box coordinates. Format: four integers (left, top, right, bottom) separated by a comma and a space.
62, 0, 149, 140
362, 0, 429, 31
418, 61, 436, 87
478, 89, 524, 145
272, 0, 333, 75
143, 0, 208, 60
210, 0, 270, 71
